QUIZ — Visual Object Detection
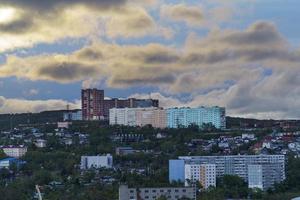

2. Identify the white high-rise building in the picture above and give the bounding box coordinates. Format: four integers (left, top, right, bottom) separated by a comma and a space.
248, 165, 263, 190
166, 107, 226, 129
80, 154, 113, 170
184, 164, 216, 189
170, 155, 285, 191
184, 164, 201, 186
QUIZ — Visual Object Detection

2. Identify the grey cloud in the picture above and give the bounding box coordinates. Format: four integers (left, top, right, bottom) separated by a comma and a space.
37, 62, 100, 82
110, 74, 176, 86
0, 96, 80, 114
0, 17, 34, 34
1, 0, 127, 11
142, 53, 180, 64
77, 48, 103, 60
223, 22, 284, 46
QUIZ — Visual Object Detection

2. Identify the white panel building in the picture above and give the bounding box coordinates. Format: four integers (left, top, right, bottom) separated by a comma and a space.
109, 107, 166, 128
184, 164, 216, 189
170, 155, 285, 191
200, 164, 216, 189
80, 154, 113, 170
2, 145, 27, 158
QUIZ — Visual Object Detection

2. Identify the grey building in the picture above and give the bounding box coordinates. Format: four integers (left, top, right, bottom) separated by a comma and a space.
119, 185, 196, 200
170, 155, 285, 190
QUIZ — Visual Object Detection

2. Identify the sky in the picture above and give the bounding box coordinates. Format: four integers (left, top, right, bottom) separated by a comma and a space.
0, 0, 300, 119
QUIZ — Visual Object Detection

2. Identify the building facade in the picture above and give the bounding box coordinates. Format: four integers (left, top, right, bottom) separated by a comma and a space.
169, 160, 185, 183
119, 185, 196, 200
63, 109, 82, 121
2, 146, 27, 158
81, 89, 104, 120
80, 154, 113, 170
199, 164, 216, 189
169, 155, 285, 190
103, 98, 159, 119
166, 107, 226, 129
109, 107, 166, 128
82, 89, 159, 120
0, 158, 24, 169
180, 163, 216, 189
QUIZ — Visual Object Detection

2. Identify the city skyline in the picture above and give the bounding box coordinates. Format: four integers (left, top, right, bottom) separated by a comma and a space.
0, 0, 300, 120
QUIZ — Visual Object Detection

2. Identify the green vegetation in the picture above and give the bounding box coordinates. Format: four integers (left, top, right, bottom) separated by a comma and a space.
0, 122, 300, 199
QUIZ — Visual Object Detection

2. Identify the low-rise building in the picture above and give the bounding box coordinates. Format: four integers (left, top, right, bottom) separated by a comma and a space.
0, 157, 24, 169
80, 154, 113, 170
2, 145, 27, 158
63, 109, 82, 121
57, 122, 72, 129
119, 185, 196, 200
35, 139, 47, 148
116, 147, 135, 156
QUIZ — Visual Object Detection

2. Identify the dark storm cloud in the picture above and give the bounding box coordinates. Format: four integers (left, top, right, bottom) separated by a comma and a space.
111, 74, 176, 86
37, 62, 99, 82
0, 17, 34, 34
0, 0, 127, 11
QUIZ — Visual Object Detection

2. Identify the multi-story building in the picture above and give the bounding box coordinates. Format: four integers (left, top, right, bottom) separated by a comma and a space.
182, 163, 216, 189
0, 158, 24, 169
2, 145, 27, 158
169, 159, 185, 184
63, 109, 82, 121
82, 89, 159, 120
199, 164, 216, 189
169, 155, 285, 190
166, 106, 226, 129
35, 139, 47, 148
109, 107, 166, 128
80, 154, 113, 170
119, 185, 196, 200
103, 98, 159, 119
184, 164, 201, 186
115, 147, 136, 156
81, 89, 104, 120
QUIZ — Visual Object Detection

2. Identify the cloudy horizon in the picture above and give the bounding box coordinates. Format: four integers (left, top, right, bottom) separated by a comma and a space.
0, 0, 299, 119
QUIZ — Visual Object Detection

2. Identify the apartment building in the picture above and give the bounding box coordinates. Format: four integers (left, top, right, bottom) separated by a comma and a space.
169, 155, 285, 190
166, 106, 226, 129
199, 164, 217, 189
2, 145, 27, 158
81, 89, 104, 120
0, 158, 24, 169
109, 107, 166, 128
82, 89, 159, 120
119, 185, 196, 200
63, 109, 82, 121
80, 154, 113, 170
